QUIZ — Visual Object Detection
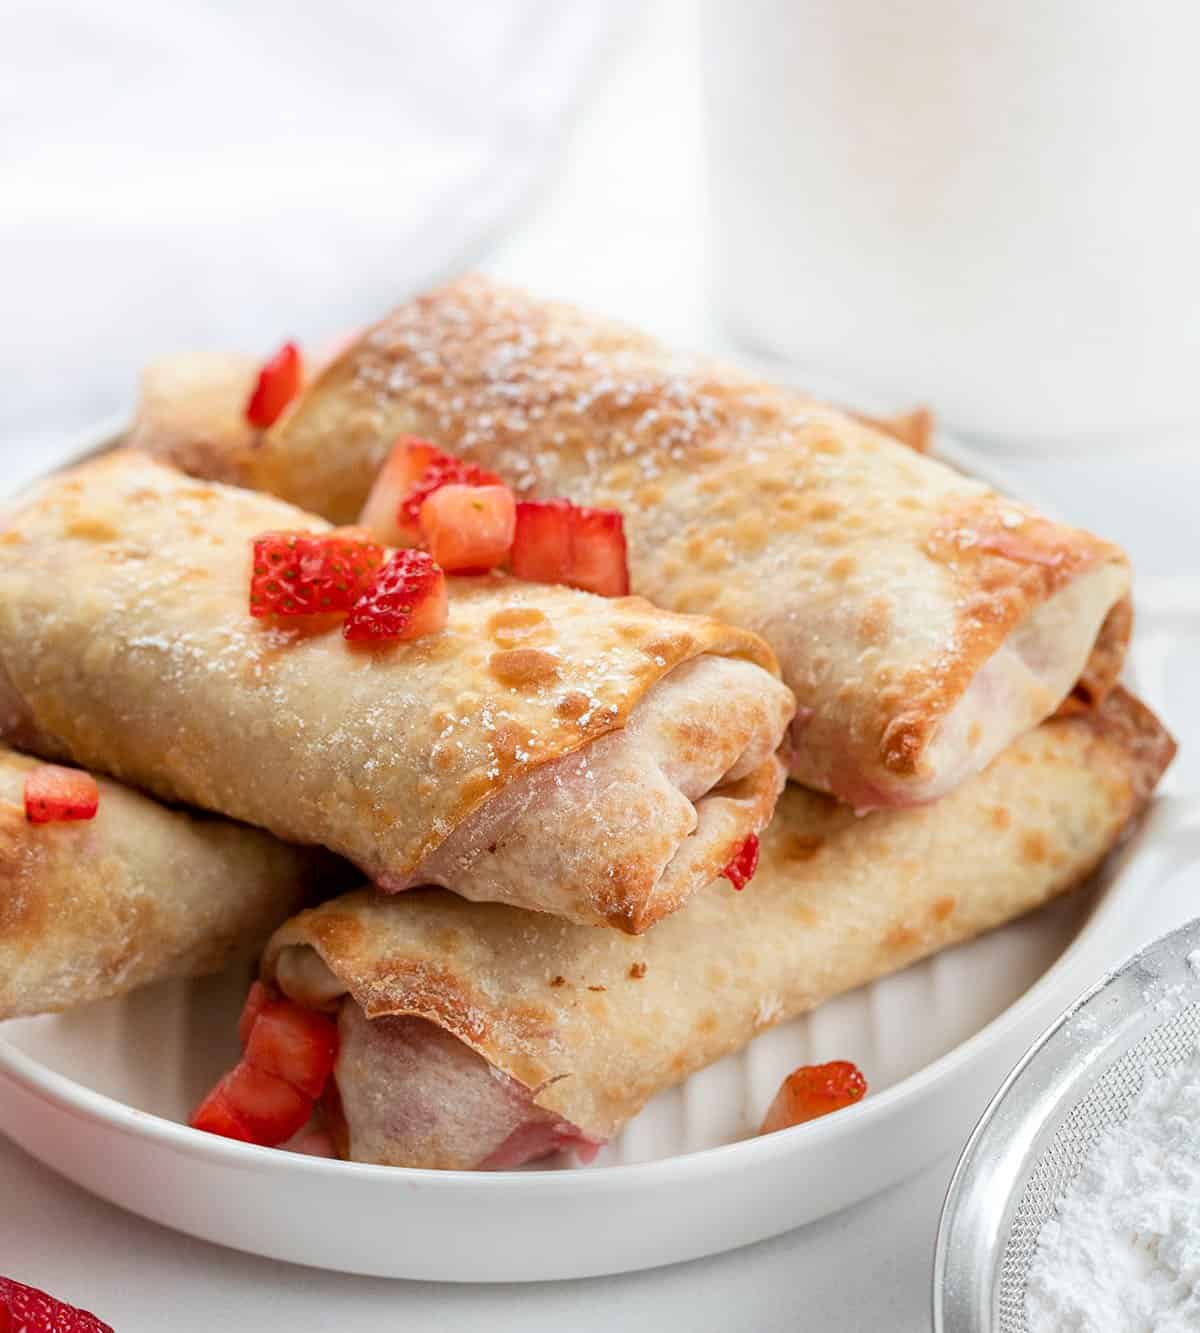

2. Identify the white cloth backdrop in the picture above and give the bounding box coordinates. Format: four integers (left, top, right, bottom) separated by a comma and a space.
0, 0, 630, 463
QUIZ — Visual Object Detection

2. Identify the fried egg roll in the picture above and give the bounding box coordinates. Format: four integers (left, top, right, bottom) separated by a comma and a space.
0, 452, 792, 933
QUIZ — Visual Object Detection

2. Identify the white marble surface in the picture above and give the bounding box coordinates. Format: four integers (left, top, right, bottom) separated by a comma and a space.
2, 2, 1196, 1328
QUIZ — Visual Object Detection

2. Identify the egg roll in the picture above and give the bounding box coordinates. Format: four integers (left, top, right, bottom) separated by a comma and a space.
0, 746, 333, 1020
264, 687, 1174, 1169
242, 276, 1130, 809
0, 452, 792, 933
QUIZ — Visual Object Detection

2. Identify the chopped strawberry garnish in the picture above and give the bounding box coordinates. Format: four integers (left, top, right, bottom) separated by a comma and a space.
419, 482, 516, 573
358, 438, 502, 546
23, 765, 99, 824
760, 1060, 868, 1135
245, 341, 303, 428
0, 1275, 113, 1333
510, 499, 629, 597
721, 833, 759, 891
199, 1062, 312, 1145
509, 499, 570, 585
561, 505, 630, 596
190, 1077, 255, 1143
343, 549, 448, 643
244, 997, 338, 1099
191, 983, 340, 1149
249, 531, 383, 619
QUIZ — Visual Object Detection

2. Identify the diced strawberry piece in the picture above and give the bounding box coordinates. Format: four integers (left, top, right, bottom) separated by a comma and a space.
398, 450, 501, 543
419, 482, 516, 573
510, 499, 629, 597
192, 1061, 312, 1146
358, 438, 502, 546
760, 1060, 868, 1135
567, 505, 630, 596
23, 765, 99, 824
358, 438, 438, 545
237, 980, 273, 1047
190, 1079, 255, 1143
343, 549, 448, 643
721, 833, 759, 891
245, 341, 303, 428
244, 997, 338, 1099
249, 531, 383, 618
510, 500, 572, 585
0, 1275, 113, 1333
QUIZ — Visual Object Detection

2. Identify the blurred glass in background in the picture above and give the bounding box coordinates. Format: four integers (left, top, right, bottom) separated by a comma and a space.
703, 0, 1200, 445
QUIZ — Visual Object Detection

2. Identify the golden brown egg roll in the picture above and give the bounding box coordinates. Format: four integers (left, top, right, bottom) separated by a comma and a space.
264, 687, 1174, 1169
240, 276, 1130, 810
0, 746, 334, 1020
0, 452, 792, 934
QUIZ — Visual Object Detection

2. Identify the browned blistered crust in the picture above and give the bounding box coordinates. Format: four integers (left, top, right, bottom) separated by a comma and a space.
0, 451, 785, 930
265, 687, 1174, 1147
253, 275, 1131, 805
1058, 596, 1134, 716
0, 745, 332, 1020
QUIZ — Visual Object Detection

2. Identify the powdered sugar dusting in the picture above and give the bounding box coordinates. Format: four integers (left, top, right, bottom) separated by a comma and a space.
1025, 1048, 1200, 1332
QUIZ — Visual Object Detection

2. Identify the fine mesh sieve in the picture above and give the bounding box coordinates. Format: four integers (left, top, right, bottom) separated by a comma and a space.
934, 916, 1200, 1333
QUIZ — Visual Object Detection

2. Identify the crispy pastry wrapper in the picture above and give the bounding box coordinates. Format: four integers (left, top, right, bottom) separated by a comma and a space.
264, 687, 1174, 1160
0, 452, 791, 932
0, 746, 335, 1020
230, 276, 1129, 808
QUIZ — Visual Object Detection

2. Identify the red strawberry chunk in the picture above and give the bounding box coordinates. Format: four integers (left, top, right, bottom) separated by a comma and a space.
358, 438, 501, 546
194, 982, 340, 1149
245, 341, 303, 428
0, 1275, 113, 1333
192, 1061, 312, 1146
250, 531, 383, 618
510, 499, 571, 585
398, 449, 500, 542
237, 980, 273, 1047
720, 833, 759, 891
566, 506, 630, 596
244, 996, 338, 1099
343, 549, 448, 643
24, 765, 99, 824
760, 1060, 868, 1135
510, 499, 629, 597
419, 482, 516, 573
358, 437, 438, 545
190, 1078, 255, 1143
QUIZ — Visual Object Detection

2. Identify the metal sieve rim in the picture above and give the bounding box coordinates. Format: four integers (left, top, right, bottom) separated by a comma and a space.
933, 912, 1200, 1333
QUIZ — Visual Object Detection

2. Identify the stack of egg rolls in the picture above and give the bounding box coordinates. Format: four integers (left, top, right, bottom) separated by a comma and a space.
265, 688, 1173, 1167
0, 279, 1173, 1178
238, 276, 1133, 809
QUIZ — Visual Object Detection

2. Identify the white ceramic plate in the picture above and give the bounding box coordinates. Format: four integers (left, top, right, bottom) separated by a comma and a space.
0, 421, 1188, 1282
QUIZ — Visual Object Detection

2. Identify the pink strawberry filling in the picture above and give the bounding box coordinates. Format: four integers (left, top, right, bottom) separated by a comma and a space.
333, 1004, 602, 1170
